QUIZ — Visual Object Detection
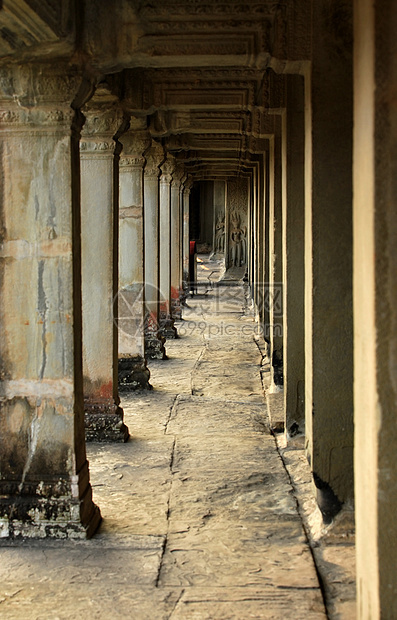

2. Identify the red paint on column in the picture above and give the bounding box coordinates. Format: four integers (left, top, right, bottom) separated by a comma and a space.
99, 381, 113, 399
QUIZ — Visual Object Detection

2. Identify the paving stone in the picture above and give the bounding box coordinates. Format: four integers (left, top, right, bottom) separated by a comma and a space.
171, 586, 326, 620
159, 529, 320, 589
166, 396, 270, 436
0, 262, 331, 619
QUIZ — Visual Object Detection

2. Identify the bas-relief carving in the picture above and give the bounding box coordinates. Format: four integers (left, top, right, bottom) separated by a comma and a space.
214, 212, 225, 254
0, 65, 81, 105
227, 178, 248, 267
0, 107, 76, 128
0, 66, 84, 132
119, 155, 146, 168
230, 210, 247, 267
79, 140, 116, 154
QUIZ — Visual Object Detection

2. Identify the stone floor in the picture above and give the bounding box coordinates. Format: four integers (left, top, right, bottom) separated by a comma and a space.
0, 257, 355, 619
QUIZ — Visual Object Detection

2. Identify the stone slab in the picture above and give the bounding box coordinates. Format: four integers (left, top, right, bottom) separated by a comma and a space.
172, 586, 326, 619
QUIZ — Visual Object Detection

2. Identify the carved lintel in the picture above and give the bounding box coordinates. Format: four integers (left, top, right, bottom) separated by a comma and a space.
0, 64, 82, 106
0, 64, 84, 132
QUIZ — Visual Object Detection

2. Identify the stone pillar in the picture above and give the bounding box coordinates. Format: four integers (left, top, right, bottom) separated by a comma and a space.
354, 0, 397, 615
159, 156, 177, 338
284, 75, 305, 437
143, 140, 166, 359
250, 162, 263, 329
170, 165, 185, 319
304, 1, 353, 520
263, 148, 271, 341
182, 178, 193, 293
118, 130, 151, 390
268, 116, 284, 388
0, 65, 101, 538
80, 86, 129, 442
248, 173, 259, 312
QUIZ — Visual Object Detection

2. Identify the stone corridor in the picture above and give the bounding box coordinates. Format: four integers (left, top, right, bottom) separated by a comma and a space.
0, 259, 332, 619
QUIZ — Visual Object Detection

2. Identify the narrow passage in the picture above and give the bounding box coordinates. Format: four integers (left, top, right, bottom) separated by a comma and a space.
89, 257, 326, 618
0, 258, 326, 619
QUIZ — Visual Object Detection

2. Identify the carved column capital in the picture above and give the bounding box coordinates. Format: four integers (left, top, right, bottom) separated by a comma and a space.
160, 155, 175, 185
171, 164, 185, 189
144, 140, 165, 177
183, 177, 194, 194
119, 130, 151, 169
80, 84, 124, 155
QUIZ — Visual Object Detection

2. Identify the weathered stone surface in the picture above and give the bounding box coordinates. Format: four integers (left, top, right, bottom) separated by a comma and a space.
118, 355, 152, 391
84, 405, 129, 443
0, 66, 101, 539
0, 260, 350, 617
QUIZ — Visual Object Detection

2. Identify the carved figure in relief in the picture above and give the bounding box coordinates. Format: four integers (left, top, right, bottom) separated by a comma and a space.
214, 212, 225, 253
230, 211, 247, 267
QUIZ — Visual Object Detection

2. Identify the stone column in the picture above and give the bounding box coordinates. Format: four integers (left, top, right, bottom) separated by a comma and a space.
80, 86, 129, 442
170, 165, 185, 319
255, 160, 266, 332
283, 75, 305, 438
354, 1, 397, 615
0, 65, 101, 538
304, 0, 353, 519
263, 148, 271, 341
159, 156, 177, 338
118, 130, 152, 390
143, 140, 166, 359
182, 178, 193, 293
268, 116, 284, 388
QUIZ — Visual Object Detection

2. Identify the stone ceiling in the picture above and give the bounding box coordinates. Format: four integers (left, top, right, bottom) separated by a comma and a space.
0, 0, 311, 179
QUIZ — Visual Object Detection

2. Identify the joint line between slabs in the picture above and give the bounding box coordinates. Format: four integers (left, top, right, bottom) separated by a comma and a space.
155, 436, 177, 588
164, 394, 180, 435
190, 341, 208, 395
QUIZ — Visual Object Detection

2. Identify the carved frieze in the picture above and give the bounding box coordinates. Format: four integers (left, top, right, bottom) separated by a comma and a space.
79, 140, 116, 154
0, 65, 84, 132
119, 155, 146, 169
139, 1, 286, 18
149, 65, 262, 79
140, 33, 255, 61
0, 106, 76, 127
